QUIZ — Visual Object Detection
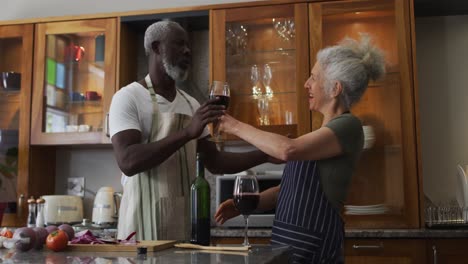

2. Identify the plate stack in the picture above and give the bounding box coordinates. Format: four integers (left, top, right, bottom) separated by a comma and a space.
344, 204, 389, 215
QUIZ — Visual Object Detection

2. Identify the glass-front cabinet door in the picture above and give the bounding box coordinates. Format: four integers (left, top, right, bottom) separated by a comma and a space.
0, 24, 33, 226
32, 18, 117, 145
309, 0, 419, 228
211, 4, 311, 139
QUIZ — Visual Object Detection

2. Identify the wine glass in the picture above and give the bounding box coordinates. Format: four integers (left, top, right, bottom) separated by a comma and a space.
208, 81, 230, 142
250, 65, 262, 99
233, 175, 259, 247
263, 64, 273, 99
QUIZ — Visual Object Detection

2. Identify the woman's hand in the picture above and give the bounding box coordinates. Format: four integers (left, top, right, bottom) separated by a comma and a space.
214, 199, 240, 225
218, 114, 240, 135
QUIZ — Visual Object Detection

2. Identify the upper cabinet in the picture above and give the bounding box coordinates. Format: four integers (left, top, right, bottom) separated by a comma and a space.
211, 4, 311, 138
31, 18, 117, 145
0, 24, 33, 224
309, 0, 418, 228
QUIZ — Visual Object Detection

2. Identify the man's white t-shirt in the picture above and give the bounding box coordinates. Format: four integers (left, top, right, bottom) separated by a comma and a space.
109, 81, 210, 185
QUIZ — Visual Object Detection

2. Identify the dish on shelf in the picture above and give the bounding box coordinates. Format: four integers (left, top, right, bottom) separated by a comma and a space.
344, 204, 389, 215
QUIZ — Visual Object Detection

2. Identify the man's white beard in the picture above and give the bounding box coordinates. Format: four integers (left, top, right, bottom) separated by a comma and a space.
162, 56, 189, 82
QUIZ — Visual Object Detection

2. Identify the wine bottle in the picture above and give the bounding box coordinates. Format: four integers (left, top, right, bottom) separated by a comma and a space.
190, 153, 211, 246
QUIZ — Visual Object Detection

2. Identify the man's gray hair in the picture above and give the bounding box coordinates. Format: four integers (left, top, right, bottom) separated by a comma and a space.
317, 33, 386, 109
144, 20, 185, 55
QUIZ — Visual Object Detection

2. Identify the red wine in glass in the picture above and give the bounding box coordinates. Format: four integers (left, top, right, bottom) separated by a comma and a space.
208, 81, 230, 142
209, 95, 230, 109
234, 193, 259, 216
233, 175, 259, 246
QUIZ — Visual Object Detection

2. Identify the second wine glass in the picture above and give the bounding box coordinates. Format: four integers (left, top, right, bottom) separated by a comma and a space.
233, 175, 260, 247
208, 81, 230, 142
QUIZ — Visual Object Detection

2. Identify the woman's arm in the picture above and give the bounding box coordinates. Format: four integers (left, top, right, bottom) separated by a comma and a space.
215, 185, 281, 225
219, 114, 342, 161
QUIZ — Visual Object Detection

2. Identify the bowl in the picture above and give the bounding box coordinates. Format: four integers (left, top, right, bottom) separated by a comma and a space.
1, 72, 21, 91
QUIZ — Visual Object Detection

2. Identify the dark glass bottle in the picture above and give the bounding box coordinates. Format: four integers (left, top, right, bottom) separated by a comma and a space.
190, 153, 211, 246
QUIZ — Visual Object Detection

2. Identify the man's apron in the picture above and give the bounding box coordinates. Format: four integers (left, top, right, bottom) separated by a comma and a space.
117, 75, 197, 240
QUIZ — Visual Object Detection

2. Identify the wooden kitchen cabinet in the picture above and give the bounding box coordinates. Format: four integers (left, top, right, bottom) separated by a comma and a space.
31, 18, 117, 145
309, 0, 419, 228
0, 24, 33, 225
345, 239, 426, 263
0, 24, 55, 227
427, 239, 468, 264
211, 4, 311, 139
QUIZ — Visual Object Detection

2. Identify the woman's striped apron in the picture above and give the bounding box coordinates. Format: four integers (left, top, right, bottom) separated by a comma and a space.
271, 160, 344, 264
117, 75, 197, 241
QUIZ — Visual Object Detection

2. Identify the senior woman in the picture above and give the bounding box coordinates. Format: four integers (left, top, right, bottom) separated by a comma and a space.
215, 35, 385, 263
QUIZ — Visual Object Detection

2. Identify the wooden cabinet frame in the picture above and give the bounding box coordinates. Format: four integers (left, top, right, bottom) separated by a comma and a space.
31, 18, 117, 145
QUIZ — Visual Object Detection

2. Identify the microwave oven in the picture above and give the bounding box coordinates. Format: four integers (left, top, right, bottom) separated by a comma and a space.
215, 172, 282, 227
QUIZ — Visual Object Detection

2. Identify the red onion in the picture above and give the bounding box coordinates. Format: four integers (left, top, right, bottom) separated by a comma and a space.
13, 227, 37, 251
58, 224, 75, 241
33, 227, 48, 250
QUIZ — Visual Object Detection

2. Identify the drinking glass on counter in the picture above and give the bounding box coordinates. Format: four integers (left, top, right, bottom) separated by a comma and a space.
233, 175, 259, 246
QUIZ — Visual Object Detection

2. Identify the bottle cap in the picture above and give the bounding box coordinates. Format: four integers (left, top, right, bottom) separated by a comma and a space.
137, 247, 147, 255
27, 196, 36, 204
36, 198, 45, 204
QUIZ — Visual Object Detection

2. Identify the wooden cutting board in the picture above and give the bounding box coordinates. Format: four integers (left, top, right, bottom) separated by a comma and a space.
66, 240, 176, 252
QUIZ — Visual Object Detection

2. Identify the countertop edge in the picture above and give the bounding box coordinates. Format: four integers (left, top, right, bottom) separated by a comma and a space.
211, 227, 468, 238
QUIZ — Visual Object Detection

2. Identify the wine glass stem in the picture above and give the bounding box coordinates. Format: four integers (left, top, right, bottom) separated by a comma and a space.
243, 215, 249, 246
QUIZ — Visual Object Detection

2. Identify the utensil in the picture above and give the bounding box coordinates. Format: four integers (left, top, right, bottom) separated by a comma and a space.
175, 243, 250, 251
67, 240, 176, 252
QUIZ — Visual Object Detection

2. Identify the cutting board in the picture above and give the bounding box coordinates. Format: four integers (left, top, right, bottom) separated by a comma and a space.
66, 240, 176, 252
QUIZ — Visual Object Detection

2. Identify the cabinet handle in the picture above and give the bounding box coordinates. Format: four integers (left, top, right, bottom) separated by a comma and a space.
105, 112, 110, 138
432, 245, 437, 264
352, 243, 383, 250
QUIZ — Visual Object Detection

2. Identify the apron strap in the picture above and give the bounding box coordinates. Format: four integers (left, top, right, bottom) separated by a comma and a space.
145, 74, 195, 115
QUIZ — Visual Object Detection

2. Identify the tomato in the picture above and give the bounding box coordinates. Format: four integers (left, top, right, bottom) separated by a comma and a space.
0, 227, 13, 238
46, 230, 68, 252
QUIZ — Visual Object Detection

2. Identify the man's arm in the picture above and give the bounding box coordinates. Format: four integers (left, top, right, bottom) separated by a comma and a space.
112, 129, 193, 176
198, 137, 281, 175
112, 98, 224, 176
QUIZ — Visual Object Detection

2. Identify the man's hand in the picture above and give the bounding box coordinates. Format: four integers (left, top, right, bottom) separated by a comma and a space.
185, 98, 225, 139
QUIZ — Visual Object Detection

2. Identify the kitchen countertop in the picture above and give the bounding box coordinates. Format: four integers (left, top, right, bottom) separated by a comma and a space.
212, 227, 468, 238
0, 245, 291, 264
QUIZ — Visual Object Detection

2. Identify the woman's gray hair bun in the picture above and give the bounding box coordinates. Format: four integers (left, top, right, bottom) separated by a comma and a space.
317, 33, 386, 109
341, 34, 386, 81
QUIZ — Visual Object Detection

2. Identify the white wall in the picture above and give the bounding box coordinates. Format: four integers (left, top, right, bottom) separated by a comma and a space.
416, 15, 468, 205
55, 147, 122, 221
0, 0, 263, 21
